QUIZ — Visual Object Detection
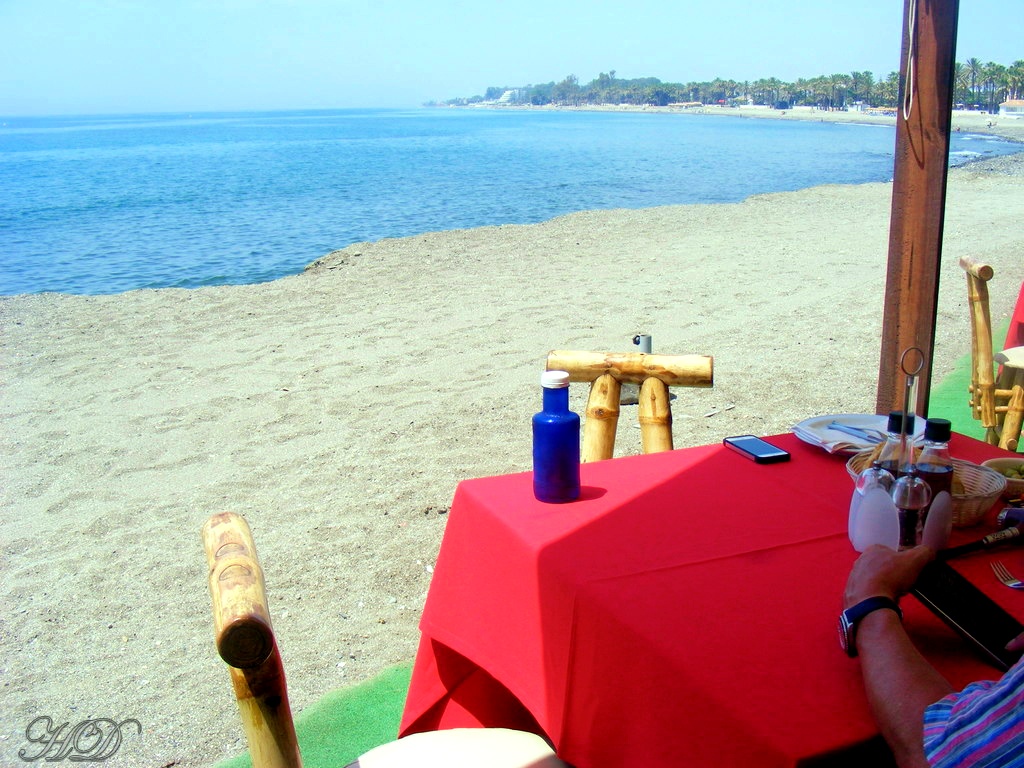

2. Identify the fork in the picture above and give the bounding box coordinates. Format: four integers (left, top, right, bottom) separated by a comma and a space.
991, 561, 1024, 589
826, 421, 885, 443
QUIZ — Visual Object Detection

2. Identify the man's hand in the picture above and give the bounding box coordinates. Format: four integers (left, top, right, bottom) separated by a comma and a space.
844, 545, 951, 768
844, 545, 935, 609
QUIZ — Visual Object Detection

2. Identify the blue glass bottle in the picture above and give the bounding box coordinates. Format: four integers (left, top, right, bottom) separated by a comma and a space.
533, 370, 581, 503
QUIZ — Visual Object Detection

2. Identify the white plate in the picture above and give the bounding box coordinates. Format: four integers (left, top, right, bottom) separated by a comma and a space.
792, 413, 925, 454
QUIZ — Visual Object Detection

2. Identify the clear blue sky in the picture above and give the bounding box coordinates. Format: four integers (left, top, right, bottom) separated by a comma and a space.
0, 0, 1018, 116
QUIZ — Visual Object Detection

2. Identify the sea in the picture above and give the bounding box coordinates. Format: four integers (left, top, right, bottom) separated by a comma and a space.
0, 108, 1020, 296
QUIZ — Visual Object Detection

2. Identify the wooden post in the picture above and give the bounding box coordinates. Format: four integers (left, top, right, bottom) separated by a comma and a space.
961, 257, 998, 434
1002, 386, 1024, 452
639, 378, 673, 453
876, 0, 959, 416
582, 373, 621, 462
202, 512, 302, 768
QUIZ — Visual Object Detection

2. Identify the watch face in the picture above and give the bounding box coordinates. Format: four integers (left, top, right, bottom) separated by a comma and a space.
838, 612, 856, 657
838, 597, 901, 658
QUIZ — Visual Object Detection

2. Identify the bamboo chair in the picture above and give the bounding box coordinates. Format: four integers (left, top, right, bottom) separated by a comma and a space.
546, 349, 714, 462
202, 512, 568, 768
960, 257, 1024, 452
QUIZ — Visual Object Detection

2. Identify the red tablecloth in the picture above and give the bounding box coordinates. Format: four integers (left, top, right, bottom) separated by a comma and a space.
1006, 280, 1024, 350
400, 433, 1024, 767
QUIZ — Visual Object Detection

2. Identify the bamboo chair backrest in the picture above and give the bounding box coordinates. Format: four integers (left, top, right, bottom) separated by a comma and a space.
546, 349, 714, 462
961, 256, 998, 431
959, 256, 1024, 452
203, 512, 302, 768
203, 513, 572, 768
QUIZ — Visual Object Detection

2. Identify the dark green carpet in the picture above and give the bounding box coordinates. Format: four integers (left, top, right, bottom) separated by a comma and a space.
213, 332, 1018, 768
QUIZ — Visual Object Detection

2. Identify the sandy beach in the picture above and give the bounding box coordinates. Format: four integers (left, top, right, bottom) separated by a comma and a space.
2, 138, 1024, 765
508, 101, 1024, 143
698, 104, 1024, 141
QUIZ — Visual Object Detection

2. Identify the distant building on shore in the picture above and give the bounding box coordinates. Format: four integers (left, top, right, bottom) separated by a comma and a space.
999, 100, 1024, 118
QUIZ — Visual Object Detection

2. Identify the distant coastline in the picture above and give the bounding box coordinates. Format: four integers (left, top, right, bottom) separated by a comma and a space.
443, 102, 1024, 144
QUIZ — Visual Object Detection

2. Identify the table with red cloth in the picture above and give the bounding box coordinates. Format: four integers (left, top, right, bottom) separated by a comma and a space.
399, 433, 1024, 767
1006, 279, 1024, 349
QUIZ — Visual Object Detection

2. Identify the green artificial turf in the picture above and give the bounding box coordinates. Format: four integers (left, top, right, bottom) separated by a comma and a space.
927, 319, 1012, 444
214, 662, 413, 768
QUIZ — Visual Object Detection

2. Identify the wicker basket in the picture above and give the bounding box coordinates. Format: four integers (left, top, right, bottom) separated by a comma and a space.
846, 452, 1007, 527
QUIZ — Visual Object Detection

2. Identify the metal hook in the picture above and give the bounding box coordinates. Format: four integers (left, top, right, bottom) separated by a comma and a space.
900, 346, 925, 377
897, 347, 926, 464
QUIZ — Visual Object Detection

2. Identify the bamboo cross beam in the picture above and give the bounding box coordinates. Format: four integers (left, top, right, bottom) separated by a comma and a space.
202, 512, 302, 768
546, 350, 713, 387
547, 350, 712, 461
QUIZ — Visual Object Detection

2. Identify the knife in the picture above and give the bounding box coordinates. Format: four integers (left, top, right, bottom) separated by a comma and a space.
938, 525, 1024, 560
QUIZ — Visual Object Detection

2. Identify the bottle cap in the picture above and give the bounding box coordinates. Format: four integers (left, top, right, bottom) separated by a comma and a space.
541, 370, 571, 388
887, 411, 915, 434
924, 417, 951, 442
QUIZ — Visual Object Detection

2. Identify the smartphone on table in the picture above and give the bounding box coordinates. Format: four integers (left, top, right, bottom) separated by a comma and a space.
723, 435, 791, 464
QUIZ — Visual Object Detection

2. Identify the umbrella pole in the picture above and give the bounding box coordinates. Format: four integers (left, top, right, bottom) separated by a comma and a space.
876, 0, 960, 417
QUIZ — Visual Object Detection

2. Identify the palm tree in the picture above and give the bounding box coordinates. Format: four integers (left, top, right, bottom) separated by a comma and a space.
827, 73, 852, 109
1008, 61, 1024, 100
873, 71, 900, 108
981, 62, 1008, 112
552, 75, 580, 106
850, 71, 868, 103
965, 57, 983, 106
953, 62, 968, 106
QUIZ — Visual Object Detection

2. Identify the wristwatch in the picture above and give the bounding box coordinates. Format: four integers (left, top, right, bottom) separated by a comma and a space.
838, 596, 903, 657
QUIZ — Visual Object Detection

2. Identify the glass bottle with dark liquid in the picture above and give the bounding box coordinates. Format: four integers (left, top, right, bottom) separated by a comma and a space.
873, 411, 928, 548
873, 411, 916, 477
892, 472, 931, 549
916, 418, 954, 503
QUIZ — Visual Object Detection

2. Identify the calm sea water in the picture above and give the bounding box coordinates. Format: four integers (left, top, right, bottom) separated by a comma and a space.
0, 108, 1019, 296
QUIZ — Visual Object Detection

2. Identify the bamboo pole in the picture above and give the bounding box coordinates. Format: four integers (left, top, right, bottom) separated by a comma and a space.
638, 377, 673, 453
582, 373, 620, 462
547, 350, 713, 387
876, 0, 959, 416
1001, 386, 1023, 452
202, 512, 302, 768
961, 257, 998, 435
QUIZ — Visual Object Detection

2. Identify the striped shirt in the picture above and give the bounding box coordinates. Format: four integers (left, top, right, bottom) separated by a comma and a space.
923, 659, 1024, 766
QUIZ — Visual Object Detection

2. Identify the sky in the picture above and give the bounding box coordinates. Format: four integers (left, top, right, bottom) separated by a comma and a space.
0, 0, 1019, 116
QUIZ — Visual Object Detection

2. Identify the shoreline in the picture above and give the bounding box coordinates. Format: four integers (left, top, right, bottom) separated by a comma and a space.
2, 154, 1023, 767
4, 105, 1020, 301
448, 102, 1024, 144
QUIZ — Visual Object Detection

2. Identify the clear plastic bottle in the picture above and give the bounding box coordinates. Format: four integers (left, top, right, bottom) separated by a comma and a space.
873, 411, 915, 478
532, 370, 581, 503
917, 417, 954, 513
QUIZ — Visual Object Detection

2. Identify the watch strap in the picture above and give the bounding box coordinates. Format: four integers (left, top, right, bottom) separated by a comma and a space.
841, 596, 902, 657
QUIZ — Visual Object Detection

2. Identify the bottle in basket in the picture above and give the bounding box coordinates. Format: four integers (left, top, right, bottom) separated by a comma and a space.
872, 411, 915, 477
917, 418, 953, 517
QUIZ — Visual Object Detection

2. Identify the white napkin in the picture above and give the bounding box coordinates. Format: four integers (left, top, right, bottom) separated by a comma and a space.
791, 426, 867, 454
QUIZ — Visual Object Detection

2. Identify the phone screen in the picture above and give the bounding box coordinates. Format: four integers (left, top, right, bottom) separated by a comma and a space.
723, 435, 791, 463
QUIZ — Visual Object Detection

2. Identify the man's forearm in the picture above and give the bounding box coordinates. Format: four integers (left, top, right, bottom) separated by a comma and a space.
857, 610, 954, 768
